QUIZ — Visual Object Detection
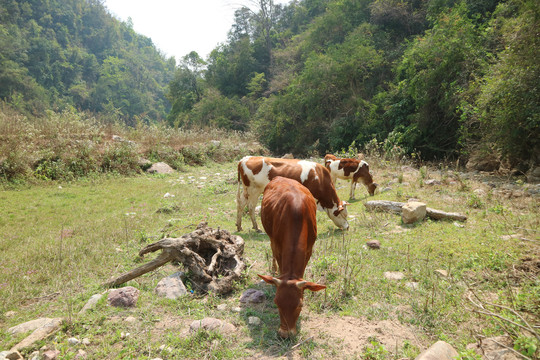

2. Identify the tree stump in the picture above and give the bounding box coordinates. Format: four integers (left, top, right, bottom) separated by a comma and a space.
104, 222, 246, 295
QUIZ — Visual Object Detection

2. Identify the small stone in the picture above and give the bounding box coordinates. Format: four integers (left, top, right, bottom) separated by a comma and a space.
4, 311, 16, 317
163, 192, 175, 198
42, 350, 61, 360
74, 349, 87, 359
68, 337, 81, 346
240, 289, 266, 304
453, 222, 465, 228
108, 286, 140, 308
473, 189, 486, 196
8, 318, 57, 334
405, 282, 419, 290
384, 271, 405, 280
435, 269, 448, 277
189, 318, 236, 334
82, 338, 90, 346
28, 351, 40, 360
248, 316, 261, 326
366, 240, 381, 249
124, 316, 137, 323
424, 179, 441, 186
232, 307, 242, 313
120, 332, 130, 339
216, 304, 227, 311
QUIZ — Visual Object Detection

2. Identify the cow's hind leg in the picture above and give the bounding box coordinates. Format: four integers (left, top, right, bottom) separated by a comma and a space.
246, 187, 262, 232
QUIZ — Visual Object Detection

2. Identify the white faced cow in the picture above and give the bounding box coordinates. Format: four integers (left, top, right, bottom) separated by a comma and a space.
236, 156, 349, 232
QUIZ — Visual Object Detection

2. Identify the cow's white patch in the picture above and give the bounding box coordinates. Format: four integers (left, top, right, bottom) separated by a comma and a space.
241, 157, 273, 188
298, 160, 317, 183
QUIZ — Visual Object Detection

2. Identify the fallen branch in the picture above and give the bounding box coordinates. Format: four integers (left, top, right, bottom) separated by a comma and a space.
103, 222, 246, 295
364, 200, 467, 221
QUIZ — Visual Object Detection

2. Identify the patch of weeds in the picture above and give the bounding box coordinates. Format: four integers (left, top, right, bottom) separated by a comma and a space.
362, 338, 389, 360
489, 204, 506, 214
398, 173, 404, 184
467, 193, 484, 209
514, 335, 539, 358
399, 340, 420, 359
455, 348, 483, 360
166, 329, 241, 359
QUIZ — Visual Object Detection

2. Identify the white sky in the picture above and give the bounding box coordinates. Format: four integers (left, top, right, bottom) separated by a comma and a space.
104, 0, 291, 63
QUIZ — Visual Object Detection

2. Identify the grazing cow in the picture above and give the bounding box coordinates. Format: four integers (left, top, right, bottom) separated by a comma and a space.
324, 154, 377, 199
236, 156, 349, 232
258, 176, 326, 338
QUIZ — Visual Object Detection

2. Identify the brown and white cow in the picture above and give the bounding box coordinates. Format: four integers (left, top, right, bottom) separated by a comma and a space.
258, 176, 326, 338
236, 156, 349, 232
324, 154, 377, 199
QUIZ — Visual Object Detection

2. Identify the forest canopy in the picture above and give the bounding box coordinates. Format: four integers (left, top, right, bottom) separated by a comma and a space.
0, 0, 538, 169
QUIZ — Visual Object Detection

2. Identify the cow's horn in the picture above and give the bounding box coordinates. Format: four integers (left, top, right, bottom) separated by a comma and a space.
273, 277, 282, 286
296, 281, 307, 289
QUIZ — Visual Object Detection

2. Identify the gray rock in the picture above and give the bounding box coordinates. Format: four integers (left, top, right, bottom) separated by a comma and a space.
240, 289, 266, 304
402, 201, 426, 224
147, 162, 174, 174
28, 351, 40, 360
424, 179, 442, 186
67, 337, 80, 346
384, 271, 405, 280
189, 318, 236, 334
108, 286, 140, 308
79, 294, 103, 314
366, 240, 381, 249
8, 318, 57, 334
415, 341, 458, 360
216, 304, 227, 311
155, 272, 188, 299
248, 316, 261, 326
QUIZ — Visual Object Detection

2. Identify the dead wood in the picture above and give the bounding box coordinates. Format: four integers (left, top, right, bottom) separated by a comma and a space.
364, 200, 467, 221
104, 222, 246, 294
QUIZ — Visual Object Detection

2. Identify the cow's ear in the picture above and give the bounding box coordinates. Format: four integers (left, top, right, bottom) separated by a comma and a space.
258, 274, 281, 286
297, 281, 326, 292
342, 200, 350, 207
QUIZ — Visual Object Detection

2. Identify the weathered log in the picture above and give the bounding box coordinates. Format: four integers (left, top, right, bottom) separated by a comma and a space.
104, 222, 246, 294
364, 200, 467, 221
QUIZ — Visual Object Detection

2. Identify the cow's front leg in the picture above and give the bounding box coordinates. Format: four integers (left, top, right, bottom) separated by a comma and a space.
349, 180, 357, 200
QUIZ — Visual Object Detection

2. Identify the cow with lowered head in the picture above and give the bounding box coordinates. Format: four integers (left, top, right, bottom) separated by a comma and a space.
258, 176, 326, 338
324, 154, 377, 199
237, 156, 349, 232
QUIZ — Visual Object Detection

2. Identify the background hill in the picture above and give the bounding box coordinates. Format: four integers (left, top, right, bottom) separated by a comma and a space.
0, 0, 538, 174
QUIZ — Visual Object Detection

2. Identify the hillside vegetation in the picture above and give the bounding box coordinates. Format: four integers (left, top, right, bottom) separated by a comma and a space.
1, 0, 538, 174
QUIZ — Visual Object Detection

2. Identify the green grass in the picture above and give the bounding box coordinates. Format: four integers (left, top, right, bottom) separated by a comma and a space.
0, 160, 538, 359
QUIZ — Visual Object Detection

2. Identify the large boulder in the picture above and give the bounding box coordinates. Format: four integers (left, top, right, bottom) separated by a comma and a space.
402, 201, 426, 224
147, 162, 174, 174
415, 341, 458, 360
466, 151, 500, 172
155, 272, 188, 299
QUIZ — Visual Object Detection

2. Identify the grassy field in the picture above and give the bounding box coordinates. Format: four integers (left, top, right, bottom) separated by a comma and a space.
0, 158, 538, 359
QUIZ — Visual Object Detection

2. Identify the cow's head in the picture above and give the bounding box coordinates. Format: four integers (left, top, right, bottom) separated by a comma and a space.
258, 275, 325, 338
358, 162, 377, 196
326, 200, 349, 230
